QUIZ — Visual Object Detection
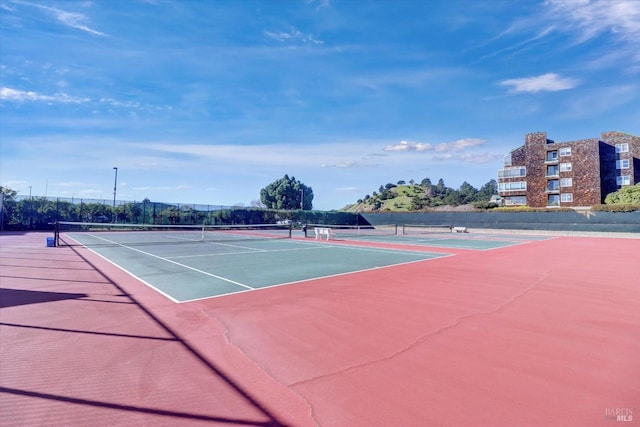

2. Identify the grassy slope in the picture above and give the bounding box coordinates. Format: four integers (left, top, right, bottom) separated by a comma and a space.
342, 185, 426, 213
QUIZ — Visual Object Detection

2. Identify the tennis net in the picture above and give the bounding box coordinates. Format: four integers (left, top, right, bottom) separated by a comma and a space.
402, 224, 453, 235
54, 221, 292, 247
304, 224, 397, 239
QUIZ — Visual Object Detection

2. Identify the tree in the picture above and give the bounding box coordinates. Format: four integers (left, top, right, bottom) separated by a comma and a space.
458, 181, 478, 204
1, 186, 18, 230
477, 179, 497, 201
260, 175, 314, 210
605, 183, 640, 204
420, 178, 434, 197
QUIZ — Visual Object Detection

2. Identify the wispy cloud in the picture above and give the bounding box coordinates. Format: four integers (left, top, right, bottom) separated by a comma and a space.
0, 87, 90, 103
499, 73, 580, 93
383, 141, 434, 152
436, 138, 486, 152
11, 0, 107, 36
543, 0, 640, 45
476, 26, 556, 62
1, 87, 172, 115
384, 138, 486, 152
479, 0, 640, 66
264, 27, 324, 45
308, 0, 331, 10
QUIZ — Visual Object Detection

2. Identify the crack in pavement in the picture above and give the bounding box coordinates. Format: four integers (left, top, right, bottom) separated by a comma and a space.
289, 272, 549, 388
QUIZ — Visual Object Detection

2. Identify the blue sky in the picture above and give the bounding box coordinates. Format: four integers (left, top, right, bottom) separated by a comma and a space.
1, 0, 639, 210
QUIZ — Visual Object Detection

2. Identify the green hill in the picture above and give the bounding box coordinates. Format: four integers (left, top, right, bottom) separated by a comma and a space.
341, 179, 499, 212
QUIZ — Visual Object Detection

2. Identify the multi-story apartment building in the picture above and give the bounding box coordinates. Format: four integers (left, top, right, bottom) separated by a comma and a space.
497, 131, 640, 208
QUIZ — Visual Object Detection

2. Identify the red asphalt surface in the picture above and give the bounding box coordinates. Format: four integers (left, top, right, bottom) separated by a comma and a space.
1, 231, 639, 426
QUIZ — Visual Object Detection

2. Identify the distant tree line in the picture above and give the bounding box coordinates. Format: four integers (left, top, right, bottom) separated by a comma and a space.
0, 185, 349, 231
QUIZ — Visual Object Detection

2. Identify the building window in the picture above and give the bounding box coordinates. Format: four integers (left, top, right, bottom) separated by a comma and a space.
559, 162, 572, 172
546, 151, 558, 161
617, 176, 631, 186
616, 159, 630, 169
560, 178, 573, 187
498, 167, 526, 178
559, 147, 571, 156
547, 194, 560, 207
615, 143, 629, 153
498, 181, 527, 192
546, 165, 559, 177
504, 196, 527, 206
561, 193, 573, 202
547, 180, 559, 191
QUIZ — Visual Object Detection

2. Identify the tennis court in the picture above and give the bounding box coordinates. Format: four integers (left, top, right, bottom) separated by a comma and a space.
57, 223, 449, 302
2, 227, 638, 426
304, 223, 552, 250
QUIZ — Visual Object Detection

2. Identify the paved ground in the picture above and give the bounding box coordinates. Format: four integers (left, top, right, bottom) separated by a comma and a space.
1, 231, 639, 426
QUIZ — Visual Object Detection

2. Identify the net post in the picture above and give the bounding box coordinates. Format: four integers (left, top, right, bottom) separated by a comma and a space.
54, 221, 59, 247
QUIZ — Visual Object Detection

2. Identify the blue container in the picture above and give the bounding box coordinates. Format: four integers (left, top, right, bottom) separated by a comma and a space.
46, 237, 55, 247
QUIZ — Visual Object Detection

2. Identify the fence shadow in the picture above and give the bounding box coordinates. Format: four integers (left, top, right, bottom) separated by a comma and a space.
0, 288, 88, 309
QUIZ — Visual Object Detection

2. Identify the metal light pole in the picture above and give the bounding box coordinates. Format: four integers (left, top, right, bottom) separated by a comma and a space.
300, 188, 304, 210
113, 167, 118, 223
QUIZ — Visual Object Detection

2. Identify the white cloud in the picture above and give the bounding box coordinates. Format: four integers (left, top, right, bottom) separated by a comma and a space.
13, 1, 107, 36
480, 0, 640, 67
383, 141, 434, 152
308, 0, 331, 10
264, 27, 324, 45
544, 0, 640, 45
477, 26, 556, 62
499, 73, 580, 93
0, 87, 90, 103
435, 138, 486, 151
384, 138, 486, 153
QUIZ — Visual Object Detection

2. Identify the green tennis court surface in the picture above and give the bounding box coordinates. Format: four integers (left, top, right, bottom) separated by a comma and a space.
65, 233, 447, 302
316, 232, 549, 250
334, 234, 528, 249
304, 224, 552, 250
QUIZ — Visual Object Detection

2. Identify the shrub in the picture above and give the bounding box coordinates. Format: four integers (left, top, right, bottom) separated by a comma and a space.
473, 201, 499, 210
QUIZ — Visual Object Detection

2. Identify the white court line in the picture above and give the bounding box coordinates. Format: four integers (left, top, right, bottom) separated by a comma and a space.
167, 234, 269, 252
168, 244, 327, 259
69, 232, 450, 304
181, 252, 455, 304
81, 233, 255, 291
168, 238, 433, 260
343, 234, 539, 251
